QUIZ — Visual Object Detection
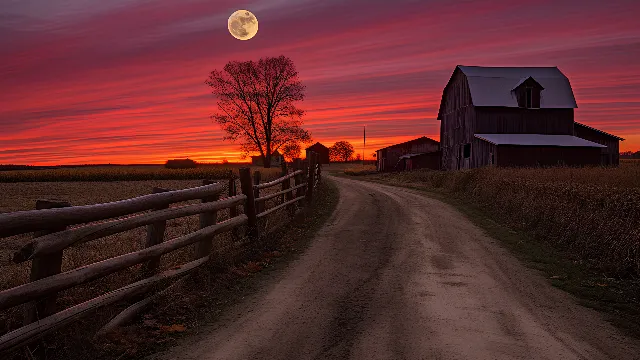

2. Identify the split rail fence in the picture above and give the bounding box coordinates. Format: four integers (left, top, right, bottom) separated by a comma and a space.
0, 153, 322, 353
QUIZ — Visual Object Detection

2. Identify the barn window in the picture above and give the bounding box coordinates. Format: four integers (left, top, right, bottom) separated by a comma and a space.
513, 77, 543, 109
463, 143, 471, 158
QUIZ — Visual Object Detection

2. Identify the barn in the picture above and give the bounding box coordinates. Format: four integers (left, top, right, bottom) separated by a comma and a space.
305, 142, 330, 164
437, 65, 622, 169
376, 136, 440, 172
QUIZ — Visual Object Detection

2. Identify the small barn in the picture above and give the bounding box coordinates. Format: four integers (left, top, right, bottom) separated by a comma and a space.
251, 150, 284, 167
574, 122, 624, 166
305, 142, 330, 164
376, 137, 440, 172
437, 65, 624, 169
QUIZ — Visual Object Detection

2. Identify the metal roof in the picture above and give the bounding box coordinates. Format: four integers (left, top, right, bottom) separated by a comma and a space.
457, 66, 578, 109
399, 153, 427, 159
474, 134, 606, 148
376, 136, 439, 152
305, 142, 329, 151
511, 76, 544, 91
574, 122, 625, 140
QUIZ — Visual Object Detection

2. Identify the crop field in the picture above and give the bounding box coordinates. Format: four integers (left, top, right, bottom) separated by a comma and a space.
346, 160, 640, 278
0, 164, 283, 183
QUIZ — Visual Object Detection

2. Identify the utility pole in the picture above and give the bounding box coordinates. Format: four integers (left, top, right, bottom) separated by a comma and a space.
363, 125, 366, 166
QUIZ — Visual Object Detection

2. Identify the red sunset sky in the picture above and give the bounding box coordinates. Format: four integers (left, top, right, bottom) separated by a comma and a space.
1, 0, 639, 165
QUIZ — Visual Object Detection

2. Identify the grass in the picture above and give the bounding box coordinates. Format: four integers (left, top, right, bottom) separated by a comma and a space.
337, 164, 640, 338
0, 164, 283, 183
0, 174, 337, 359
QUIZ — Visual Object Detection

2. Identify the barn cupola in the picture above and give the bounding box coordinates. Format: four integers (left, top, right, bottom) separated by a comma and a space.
512, 76, 544, 109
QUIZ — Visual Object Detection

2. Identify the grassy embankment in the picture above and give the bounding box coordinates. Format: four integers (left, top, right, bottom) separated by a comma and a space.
338, 159, 640, 337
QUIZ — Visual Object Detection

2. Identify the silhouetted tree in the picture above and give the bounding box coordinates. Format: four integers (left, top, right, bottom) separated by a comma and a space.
330, 141, 355, 162
205, 55, 311, 168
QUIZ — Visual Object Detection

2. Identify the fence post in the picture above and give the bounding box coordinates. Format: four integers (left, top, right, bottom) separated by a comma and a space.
141, 187, 170, 276
292, 160, 303, 215
195, 179, 220, 259
228, 175, 239, 240
316, 161, 322, 184
24, 199, 71, 325
280, 161, 289, 204
306, 152, 317, 203
239, 168, 258, 240
253, 170, 262, 214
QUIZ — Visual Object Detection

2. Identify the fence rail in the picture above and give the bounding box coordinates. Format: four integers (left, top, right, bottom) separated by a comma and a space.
0, 158, 324, 353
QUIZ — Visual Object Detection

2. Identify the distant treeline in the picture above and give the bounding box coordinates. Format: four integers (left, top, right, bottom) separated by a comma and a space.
0, 164, 159, 171
620, 151, 640, 159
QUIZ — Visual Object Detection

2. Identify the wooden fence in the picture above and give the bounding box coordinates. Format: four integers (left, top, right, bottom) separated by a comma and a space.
0, 156, 322, 353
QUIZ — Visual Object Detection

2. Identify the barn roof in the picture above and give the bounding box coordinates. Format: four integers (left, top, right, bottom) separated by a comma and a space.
399, 153, 426, 159
305, 142, 329, 151
438, 66, 577, 118
574, 122, 625, 140
474, 134, 606, 148
376, 136, 439, 152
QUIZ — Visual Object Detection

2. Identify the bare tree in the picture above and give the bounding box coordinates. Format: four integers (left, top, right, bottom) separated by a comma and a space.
205, 55, 311, 168
330, 141, 355, 162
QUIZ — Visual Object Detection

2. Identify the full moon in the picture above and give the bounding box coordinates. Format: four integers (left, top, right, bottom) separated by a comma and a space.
228, 10, 258, 40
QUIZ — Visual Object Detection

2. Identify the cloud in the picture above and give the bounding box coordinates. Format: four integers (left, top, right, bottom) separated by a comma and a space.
1, 0, 639, 165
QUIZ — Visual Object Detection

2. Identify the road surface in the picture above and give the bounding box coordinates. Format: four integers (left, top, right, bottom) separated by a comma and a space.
154, 175, 640, 360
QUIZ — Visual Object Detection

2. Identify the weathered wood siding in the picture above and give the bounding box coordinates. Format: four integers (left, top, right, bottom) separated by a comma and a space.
574, 125, 620, 166
405, 151, 441, 171
439, 70, 475, 170
471, 138, 497, 168
305, 143, 330, 164
475, 107, 574, 135
496, 146, 601, 167
377, 138, 439, 172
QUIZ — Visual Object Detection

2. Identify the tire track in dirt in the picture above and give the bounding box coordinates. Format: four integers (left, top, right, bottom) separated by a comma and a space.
152, 176, 640, 360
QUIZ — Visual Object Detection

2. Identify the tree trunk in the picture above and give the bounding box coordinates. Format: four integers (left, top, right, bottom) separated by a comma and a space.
264, 153, 271, 168
264, 144, 272, 168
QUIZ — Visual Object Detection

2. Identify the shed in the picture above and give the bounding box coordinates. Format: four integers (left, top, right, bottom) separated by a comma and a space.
305, 142, 330, 164
376, 137, 440, 172
574, 122, 624, 166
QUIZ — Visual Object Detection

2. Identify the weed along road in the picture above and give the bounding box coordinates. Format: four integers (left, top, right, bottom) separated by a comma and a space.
155, 176, 640, 360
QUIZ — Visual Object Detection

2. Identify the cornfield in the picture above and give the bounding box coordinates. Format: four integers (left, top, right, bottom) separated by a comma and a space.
0, 165, 283, 183
367, 161, 640, 277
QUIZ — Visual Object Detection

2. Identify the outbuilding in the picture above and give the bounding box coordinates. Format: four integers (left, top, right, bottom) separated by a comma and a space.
305, 142, 330, 164
376, 136, 440, 172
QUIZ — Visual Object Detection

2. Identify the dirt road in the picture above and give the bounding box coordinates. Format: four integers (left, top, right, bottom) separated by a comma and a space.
155, 176, 640, 360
